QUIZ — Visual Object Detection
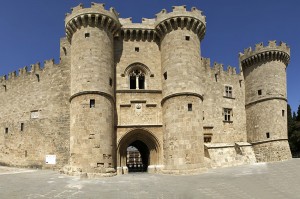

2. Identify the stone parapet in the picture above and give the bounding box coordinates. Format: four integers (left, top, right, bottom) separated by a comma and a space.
155, 6, 206, 40
240, 41, 290, 68
0, 59, 56, 84
65, 3, 121, 41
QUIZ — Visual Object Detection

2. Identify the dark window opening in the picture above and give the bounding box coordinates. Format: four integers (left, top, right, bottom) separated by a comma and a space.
266, 132, 270, 138
239, 80, 242, 88
25, 150, 28, 157
215, 74, 218, 82
21, 123, 24, 132
3, 85, 7, 92
204, 137, 211, 143
129, 69, 145, 90
282, 110, 285, 117
163, 72, 167, 80
5, 128, 8, 134
188, 104, 193, 111
90, 99, 95, 108
224, 108, 232, 122
130, 76, 136, 89
35, 74, 40, 82
225, 86, 233, 98
85, 33, 90, 38
139, 76, 145, 89
135, 47, 139, 52
109, 78, 113, 87
258, 89, 262, 95
185, 36, 190, 41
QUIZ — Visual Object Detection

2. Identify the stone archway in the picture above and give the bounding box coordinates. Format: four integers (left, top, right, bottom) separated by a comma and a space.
117, 129, 161, 173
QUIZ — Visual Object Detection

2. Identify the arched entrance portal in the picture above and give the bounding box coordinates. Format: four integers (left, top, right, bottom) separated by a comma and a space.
118, 129, 161, 173
127, 141, 149, 172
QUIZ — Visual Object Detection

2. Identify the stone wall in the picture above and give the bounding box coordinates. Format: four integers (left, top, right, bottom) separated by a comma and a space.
204, 143, 256, 168
252, 140, 291, 162
202, 58, 247, 143
0, 39, 71, 169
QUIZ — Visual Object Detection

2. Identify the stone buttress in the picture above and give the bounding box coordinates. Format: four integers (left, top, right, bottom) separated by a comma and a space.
240, 41, 292, 162
64, 3, 120, 176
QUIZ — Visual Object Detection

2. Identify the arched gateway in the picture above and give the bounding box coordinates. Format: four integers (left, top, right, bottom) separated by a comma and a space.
117, 129, 162, 173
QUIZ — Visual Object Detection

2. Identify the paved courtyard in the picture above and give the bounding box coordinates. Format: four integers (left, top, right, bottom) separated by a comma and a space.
0, 159, 299, 199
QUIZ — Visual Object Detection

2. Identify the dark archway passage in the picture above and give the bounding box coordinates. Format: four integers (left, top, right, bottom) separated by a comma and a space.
126, 140, 149, 172
117, 129, 161, 173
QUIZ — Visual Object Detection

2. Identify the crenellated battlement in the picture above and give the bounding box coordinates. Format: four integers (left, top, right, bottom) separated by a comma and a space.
155, 5, 206, 40
119, 17, 157, 41
65, 2, 121, 41
65, 4, 206, 42
0, 59, 56, 83
239, 41, 290, 68
201, 57, 238, 76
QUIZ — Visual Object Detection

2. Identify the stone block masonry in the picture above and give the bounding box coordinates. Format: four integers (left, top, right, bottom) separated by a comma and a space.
0, 3, 292, 177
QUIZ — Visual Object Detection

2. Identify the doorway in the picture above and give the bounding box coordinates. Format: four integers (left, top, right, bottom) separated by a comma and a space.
126, 140, 149, 172
118, 129, 161, 173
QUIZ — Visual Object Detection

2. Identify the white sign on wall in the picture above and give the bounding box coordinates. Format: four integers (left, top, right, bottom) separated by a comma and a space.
31, 111, 39, 119
45, 155, 56, 165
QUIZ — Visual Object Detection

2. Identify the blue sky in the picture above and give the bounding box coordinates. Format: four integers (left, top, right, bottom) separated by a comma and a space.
0, 0, 299, 112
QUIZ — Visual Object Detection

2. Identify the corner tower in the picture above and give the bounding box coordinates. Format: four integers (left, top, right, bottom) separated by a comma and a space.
240, 41, 292, 162
156, 6, 206, 173
65, 3, 120, 176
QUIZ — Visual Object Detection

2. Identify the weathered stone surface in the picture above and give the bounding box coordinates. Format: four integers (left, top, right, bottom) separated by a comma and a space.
0, 3, 292, 176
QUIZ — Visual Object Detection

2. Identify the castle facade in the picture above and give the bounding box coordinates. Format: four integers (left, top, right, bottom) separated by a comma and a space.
0, 3, 292, 177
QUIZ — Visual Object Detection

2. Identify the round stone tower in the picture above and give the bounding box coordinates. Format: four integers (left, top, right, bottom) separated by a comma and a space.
240, 41, 292, 162
65, 3, 120, 176
155, 6, 206, 173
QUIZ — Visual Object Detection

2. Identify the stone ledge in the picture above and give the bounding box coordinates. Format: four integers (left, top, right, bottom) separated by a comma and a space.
251, 139, 288, 145
116, 90, 162, 93
117, 124, 163, 128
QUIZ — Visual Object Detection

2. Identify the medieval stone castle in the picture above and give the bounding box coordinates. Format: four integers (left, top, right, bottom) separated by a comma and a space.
0, 3, 292, 177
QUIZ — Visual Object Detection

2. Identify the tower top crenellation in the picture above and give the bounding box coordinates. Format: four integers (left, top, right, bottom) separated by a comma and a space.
155, 5, 206, 40
239, 41, 290, 68
155, 5, 206, 24
65, 2, 121, 41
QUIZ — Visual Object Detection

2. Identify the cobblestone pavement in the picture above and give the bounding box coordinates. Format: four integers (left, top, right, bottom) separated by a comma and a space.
0, 159, 299, 199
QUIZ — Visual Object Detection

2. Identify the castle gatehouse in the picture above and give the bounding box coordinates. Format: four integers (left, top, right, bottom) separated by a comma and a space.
0, 3, 292, 177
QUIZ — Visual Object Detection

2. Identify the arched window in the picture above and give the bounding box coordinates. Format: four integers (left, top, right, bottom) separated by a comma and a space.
125, 63, 151, 90
129, 69, 145, 89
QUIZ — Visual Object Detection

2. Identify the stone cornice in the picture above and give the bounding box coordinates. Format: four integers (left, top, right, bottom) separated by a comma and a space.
245, 97, 287, 107
161, 92, 203, 106
70, 91, 114, 103
251, 139, 288, 145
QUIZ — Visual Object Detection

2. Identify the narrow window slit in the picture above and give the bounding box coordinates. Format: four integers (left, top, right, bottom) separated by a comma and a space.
163, 72, 168, 80
188, 104, 192, 111
35, 74, 40, 82
258, 90, 262, 96
90, 99, 95, 108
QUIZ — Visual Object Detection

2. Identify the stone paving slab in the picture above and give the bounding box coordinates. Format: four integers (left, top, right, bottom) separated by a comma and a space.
0, 159, 299, 199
